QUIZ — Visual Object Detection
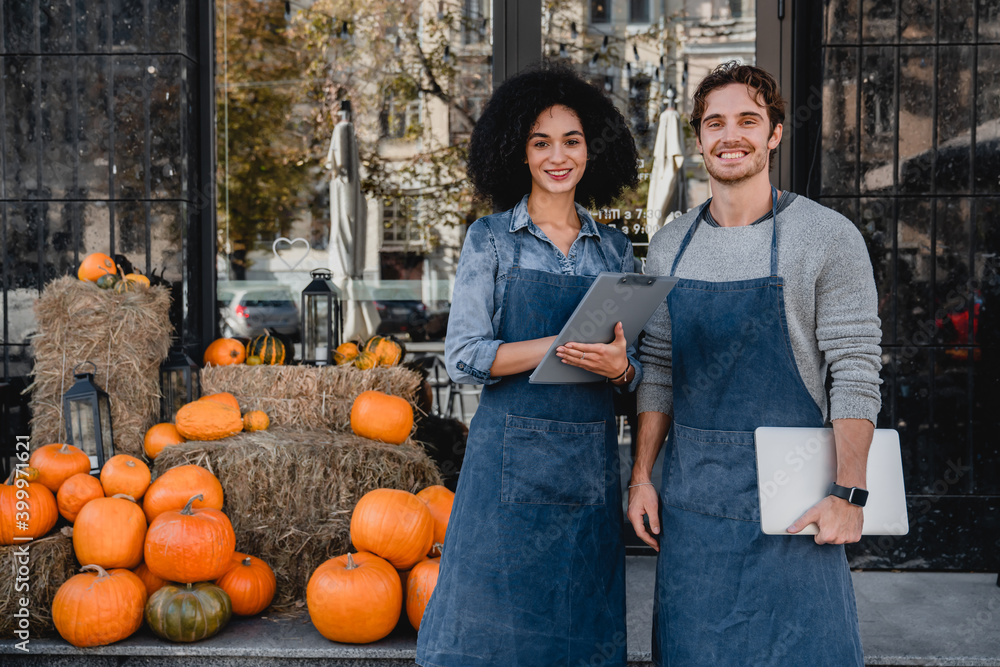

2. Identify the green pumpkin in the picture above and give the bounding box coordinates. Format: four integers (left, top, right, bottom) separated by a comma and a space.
246, 332, 285, 365
95, 273, 120, 290
145, 582, 233, 642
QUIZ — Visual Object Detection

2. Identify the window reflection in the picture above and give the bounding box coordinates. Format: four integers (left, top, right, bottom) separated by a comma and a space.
216, 0, 493, 344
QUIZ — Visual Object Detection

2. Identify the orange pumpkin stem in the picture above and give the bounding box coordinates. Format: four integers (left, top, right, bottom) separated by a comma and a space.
59, 444, 72, 454
433, 542, 444, 553
80, 563, 111, 579
180, 494, 204, 515
112, 493, 137, 502
345, 553, 358, 570
242, 557, 252, 567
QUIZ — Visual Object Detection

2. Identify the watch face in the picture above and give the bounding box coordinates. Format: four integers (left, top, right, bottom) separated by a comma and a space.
849, 488, 870, 507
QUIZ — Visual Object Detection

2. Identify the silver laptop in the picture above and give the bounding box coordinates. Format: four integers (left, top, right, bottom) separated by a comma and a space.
754, 427, 909, 536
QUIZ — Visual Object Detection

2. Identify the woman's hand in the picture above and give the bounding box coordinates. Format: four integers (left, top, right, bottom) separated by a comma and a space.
556, 321, 629, 379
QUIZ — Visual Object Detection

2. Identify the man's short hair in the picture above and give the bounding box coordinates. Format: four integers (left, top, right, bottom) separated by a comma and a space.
690, 61, 786, 167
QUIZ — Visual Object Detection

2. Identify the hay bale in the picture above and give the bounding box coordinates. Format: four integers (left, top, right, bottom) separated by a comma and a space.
0, 527, 77, 638
200, 364, 422, 431
27, 277, 172, 457
152, 426, 442, 609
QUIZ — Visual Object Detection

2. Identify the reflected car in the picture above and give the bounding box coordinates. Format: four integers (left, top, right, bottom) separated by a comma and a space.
373, 288, 430, 341
218, 287, 300, 341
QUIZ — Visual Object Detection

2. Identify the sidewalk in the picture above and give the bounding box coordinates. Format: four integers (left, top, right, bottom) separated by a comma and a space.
3, 557, 998, 666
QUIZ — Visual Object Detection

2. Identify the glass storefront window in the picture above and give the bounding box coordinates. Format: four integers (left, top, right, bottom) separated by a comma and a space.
216, 0, 492, 355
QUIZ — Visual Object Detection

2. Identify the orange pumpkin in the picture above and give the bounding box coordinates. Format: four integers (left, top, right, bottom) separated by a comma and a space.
350, 391, 413, 445
416, 485, 454, 556
142, 464, 224, 524
143, 423, 186, 460
0, 470, 58, 545
349, 489, 434, 570
52, 564, 145, 648
199, 391, 241, 412
214, 552, 277, 616
203, 338, 246, 366
100, 455, 151, 500
29, 443, 92, 492
123, 273, 150, 287
242, 410, 270, 432
334, 341, 361, 365
133, 561, 168, 598
73, 494, 147, 569
406, 557, 440, 630
57, 472, 105, 522
175, 400, 244, 441
307, 552, 402, 643
144, 494, 236, 584
364, 335, 405, 366
77, 253, 117, 282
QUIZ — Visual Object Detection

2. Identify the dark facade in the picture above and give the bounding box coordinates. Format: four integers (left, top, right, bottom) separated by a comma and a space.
770, 0, 999, 570
0, 0, 216, 475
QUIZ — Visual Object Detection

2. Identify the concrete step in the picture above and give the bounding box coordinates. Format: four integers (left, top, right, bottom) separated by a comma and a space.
2, 558, 998, 667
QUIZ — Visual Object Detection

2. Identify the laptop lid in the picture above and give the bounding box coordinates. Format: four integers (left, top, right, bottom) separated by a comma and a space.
754, 427, 909, 536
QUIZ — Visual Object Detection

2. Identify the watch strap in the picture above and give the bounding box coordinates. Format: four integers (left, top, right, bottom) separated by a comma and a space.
828, 483, 869, 507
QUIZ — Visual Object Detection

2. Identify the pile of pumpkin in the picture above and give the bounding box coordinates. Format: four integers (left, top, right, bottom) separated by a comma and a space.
335, 335, 405, 369
76, 252, 151, 292
142, 391, 270, 462
203, 331, 288, 367
2, 444, 276, 647
306, 484, 454, 643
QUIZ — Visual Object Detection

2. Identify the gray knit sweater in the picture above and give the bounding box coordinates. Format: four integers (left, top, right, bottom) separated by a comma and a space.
637, 194, 883, 424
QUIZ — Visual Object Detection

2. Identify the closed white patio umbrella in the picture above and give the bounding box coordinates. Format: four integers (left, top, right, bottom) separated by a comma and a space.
327, 100, 380, 342
645, 93, 686, 238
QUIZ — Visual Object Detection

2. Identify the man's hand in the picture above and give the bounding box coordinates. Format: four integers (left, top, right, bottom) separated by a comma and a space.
627, 483, 661, 551
786, 495, 864, 545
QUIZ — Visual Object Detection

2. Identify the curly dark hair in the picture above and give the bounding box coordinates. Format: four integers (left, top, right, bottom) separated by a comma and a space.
690, 61, 786, 168
468, 63, 638, 211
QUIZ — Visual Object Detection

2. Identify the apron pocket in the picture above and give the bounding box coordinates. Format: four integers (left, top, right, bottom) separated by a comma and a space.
501, 415, 606, 506
662, 423, 759, 521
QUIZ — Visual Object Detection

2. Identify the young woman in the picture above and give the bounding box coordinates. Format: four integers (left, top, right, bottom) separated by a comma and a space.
416, 65, 640, 667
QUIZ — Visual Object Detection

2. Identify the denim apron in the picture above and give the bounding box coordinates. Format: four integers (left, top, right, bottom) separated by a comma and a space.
651, 188, 864, 667
417, 218, 627, 667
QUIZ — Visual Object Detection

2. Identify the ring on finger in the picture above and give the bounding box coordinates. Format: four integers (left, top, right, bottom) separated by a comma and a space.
581, 352, 586, 361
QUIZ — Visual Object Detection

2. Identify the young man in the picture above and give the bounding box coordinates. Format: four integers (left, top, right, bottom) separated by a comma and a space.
629, 62, 882, 666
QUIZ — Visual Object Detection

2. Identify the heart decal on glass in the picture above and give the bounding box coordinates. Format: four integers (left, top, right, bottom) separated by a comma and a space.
271, 237, 311, 272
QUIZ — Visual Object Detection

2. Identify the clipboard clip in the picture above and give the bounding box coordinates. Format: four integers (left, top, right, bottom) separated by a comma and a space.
620, 273, 656, 286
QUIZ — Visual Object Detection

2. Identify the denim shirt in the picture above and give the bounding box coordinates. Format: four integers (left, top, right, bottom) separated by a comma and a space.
445, 195, 643, 391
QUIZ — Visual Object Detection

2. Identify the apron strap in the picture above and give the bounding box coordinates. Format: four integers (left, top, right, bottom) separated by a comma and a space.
769, 185, 779, 278
670, 201, 710, 277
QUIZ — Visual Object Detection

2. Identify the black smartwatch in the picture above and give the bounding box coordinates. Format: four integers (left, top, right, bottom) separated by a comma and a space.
828, 483, 869, 507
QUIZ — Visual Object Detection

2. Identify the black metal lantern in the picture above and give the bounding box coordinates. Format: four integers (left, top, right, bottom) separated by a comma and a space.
62, 361, 115, 473
159, 348, 201, 421
301, 268, 343, 366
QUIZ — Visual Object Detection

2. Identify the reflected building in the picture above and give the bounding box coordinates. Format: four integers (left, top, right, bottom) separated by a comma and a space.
768, 0, 1000, 570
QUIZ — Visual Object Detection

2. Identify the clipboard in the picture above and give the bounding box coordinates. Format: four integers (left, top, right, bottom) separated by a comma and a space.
528, 272, 678, 384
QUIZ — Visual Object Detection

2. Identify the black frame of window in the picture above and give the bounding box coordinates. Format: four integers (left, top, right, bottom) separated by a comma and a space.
761, 0, 1000, 572
0, 0, 217, 472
